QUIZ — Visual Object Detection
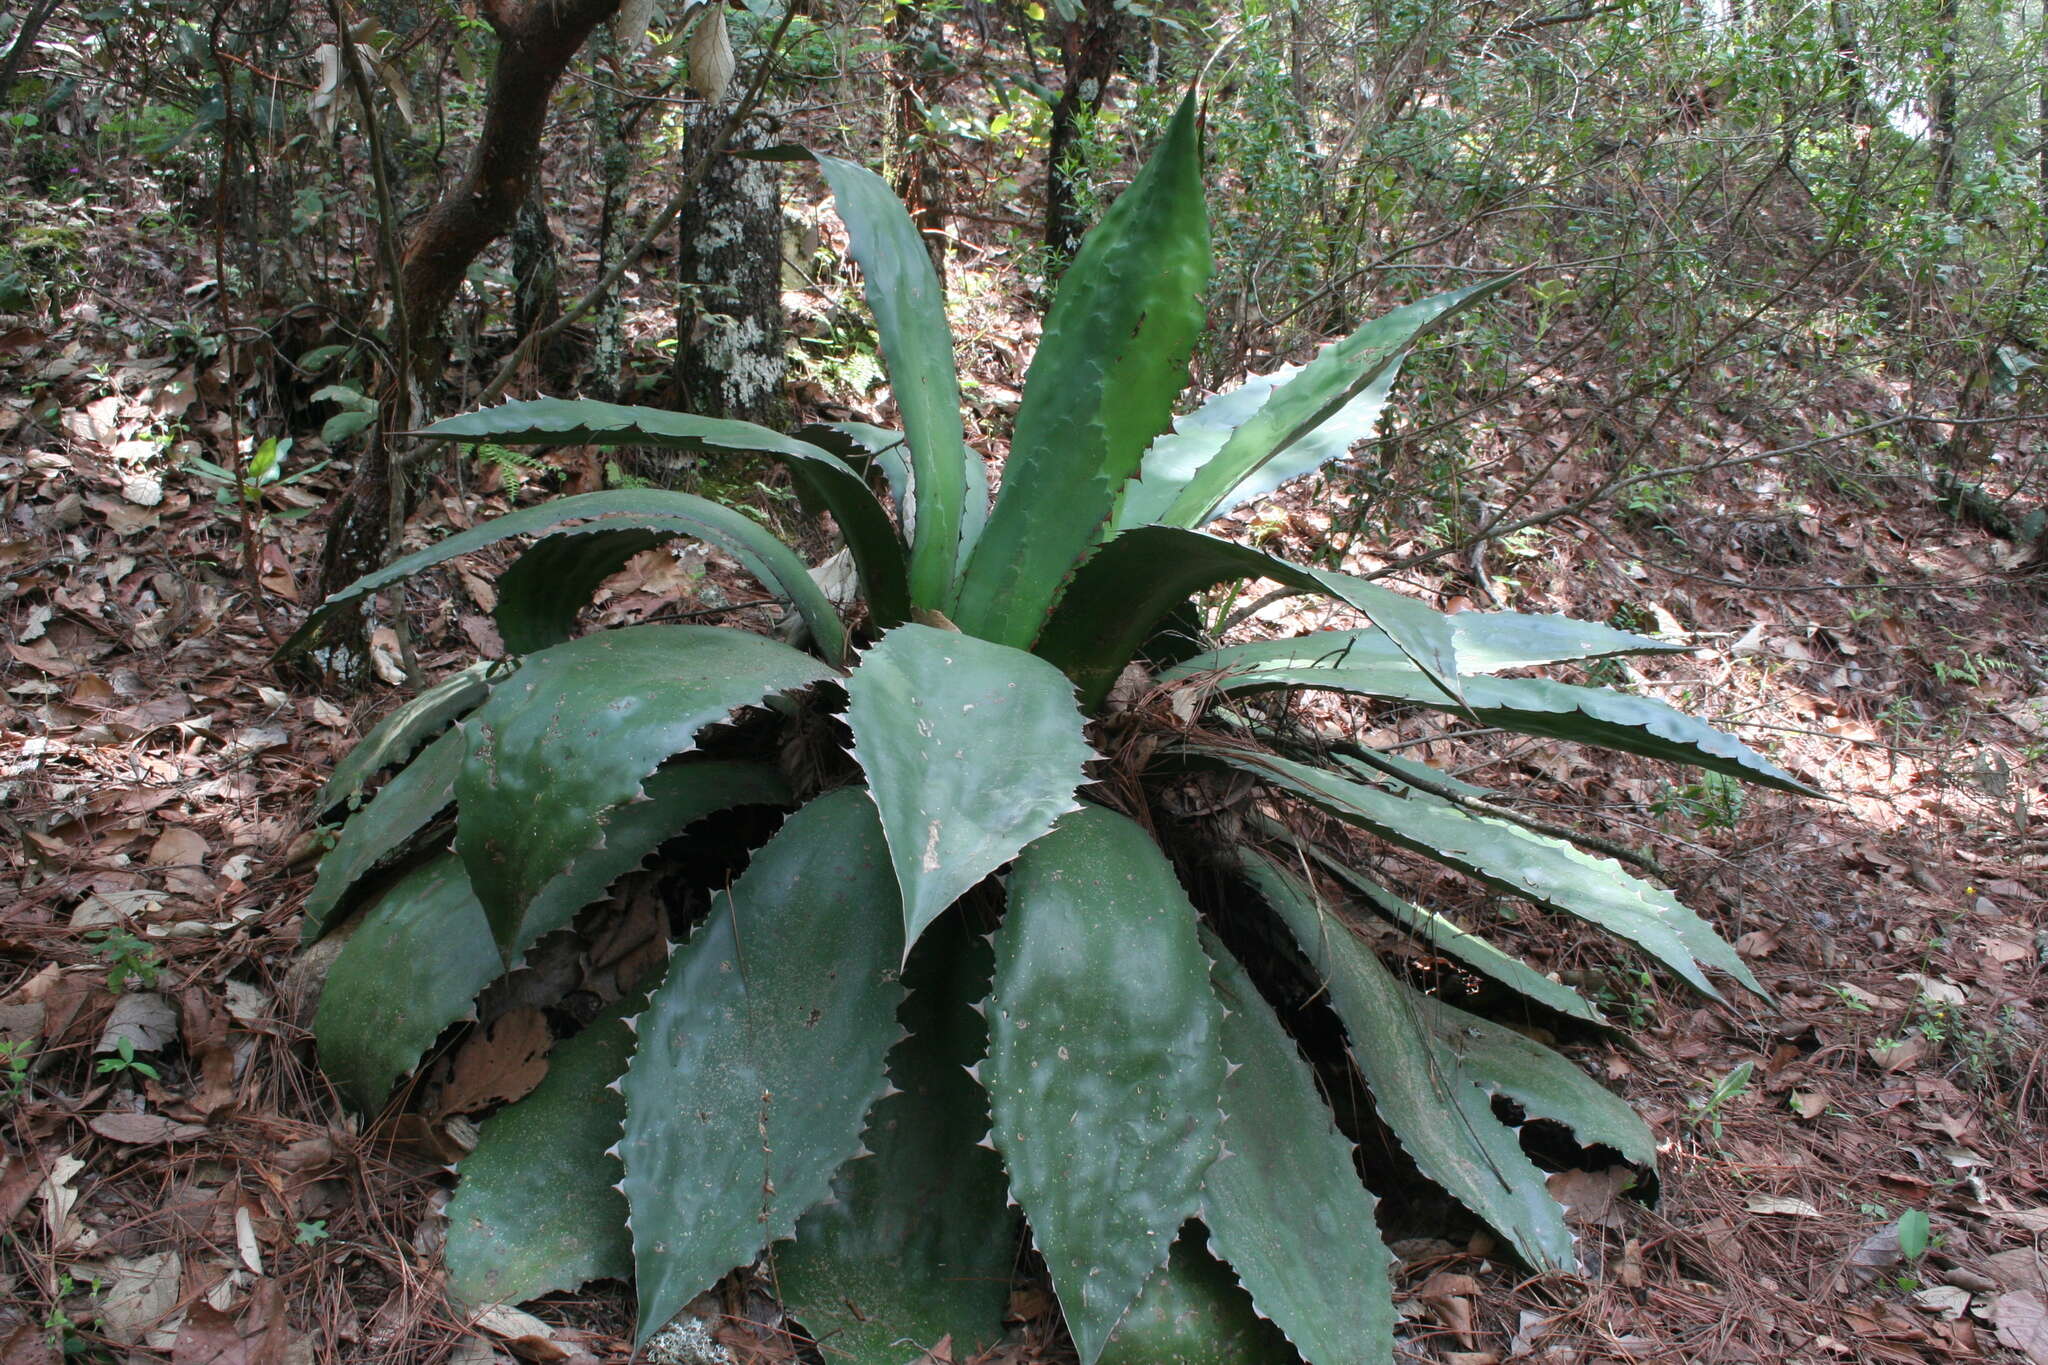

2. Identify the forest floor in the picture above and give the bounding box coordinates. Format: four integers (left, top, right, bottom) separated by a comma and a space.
3, 133, 2048, 1365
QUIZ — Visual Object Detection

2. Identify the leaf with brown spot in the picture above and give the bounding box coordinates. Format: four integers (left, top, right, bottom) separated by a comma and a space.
434, 1008, 551, 1118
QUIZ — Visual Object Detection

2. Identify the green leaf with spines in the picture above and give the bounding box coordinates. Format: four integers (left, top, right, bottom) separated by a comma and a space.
1037, 526, 1462, 710
1098, 1237, 1295, 1365
1168, 640, 1812, 794
618, 789, 905, 1345
314, 662, 492, 820
777, 913, 1015, 1362
1201, 932, 1395, 1365
302, 726, 464, 943
810, 156, 978, 606
844, 623, 1095, 961
1114, 361, 1401, 534
455, 625, 834, 958
1234, 851, 1576, 1272
953, 95, 1211, 647
280, 485, 859, 664
1190, 741, 1759, 1000
984, 805, 1225, 1365
1156, 278, 1516, 531
503, 760, 791, 964
494, 526, 673, 656
444, 996, 641, 1309
313, 852, 502, 1111
1304, 851, 1602, 1023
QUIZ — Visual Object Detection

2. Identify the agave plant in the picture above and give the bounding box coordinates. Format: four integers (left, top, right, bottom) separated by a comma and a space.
289, 96, 1808, 1363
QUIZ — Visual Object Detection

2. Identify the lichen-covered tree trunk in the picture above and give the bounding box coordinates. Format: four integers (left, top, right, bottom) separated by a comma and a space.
510, 186, 569, 386
672, 104, 786, 428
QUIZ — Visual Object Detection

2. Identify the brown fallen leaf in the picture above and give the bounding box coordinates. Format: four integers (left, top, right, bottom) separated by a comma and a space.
1419, 1271, 1481, 1350
1997, 1291, 2048, 1365
171, 1280, 286, 1365
435, 1008, 553, 1118
88, 1112, 209, 1145
1547, 1166, 1633, 1228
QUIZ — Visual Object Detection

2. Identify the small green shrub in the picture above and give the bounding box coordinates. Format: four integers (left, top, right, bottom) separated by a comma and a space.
288, 96, 1809, 1362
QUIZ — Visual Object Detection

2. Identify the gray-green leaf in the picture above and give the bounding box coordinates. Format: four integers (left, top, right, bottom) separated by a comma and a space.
455, 625, 834, 958
985, 806, 1224, 1365
618, 789, 905, 1345
845, 623, 1095, 960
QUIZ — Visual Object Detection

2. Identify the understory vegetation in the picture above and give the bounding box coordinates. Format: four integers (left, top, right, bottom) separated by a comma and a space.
1, 1, 2045, 1363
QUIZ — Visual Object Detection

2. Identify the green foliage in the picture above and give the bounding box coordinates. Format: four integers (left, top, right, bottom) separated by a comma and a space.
293, 99, 1803, 1361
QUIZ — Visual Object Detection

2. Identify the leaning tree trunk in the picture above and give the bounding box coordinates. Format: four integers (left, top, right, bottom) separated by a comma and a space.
1930, 0, 1958, 214
309, 0, 617, 689
672, 101, 786, 429
1044, 0, 1125, 260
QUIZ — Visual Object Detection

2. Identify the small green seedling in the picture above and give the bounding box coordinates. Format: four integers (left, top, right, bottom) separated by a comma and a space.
294, 1219, 330, 1246
95, 1037, 161, 1081
1690, 1060, 1753, 1141
1893, 1208, 1933, 1290
82, 928, 162, 993
185, 435, 329, 510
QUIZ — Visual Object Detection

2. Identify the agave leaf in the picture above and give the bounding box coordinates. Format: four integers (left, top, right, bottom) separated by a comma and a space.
1201, 932, 1395, 1365
505, 760, 790, 963
456, 625, 834, 958
1413, 991, 1656, 1168
303, 726, 465, 943
281, 486, 859, 664
1098, 1237, 1295, 1365
444, 996, 640, 1310
1307, 853, 1602, 1024
985, 805, 1224, 1365
1438, 611, 1686, 672
494, 526, 673, 656
1173, 641, 1812, 794
312, 852, 502, 1111
619, 789, 905, 1344
1115, 355, 1400, 535
1189, 742, 1759, 999
315, 662, 492, 820
1037, 526, 1461, 709
1157, 277, 1517, 531
844, 623, 1094, 960
1235, 851, 1577, 1272
778, 914, 1015, 1361
810, 156, 978, 606
801, 420, 989, 561
1171, 610, 1684, 682
953, 95, 1211, 648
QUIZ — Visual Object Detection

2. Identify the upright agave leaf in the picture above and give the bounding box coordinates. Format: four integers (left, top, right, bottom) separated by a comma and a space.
844, 623, 1094, 960
953, 95, 1212, 647
455, 625, 834, 956
1152, 278, 1514, 531
984, 806, 1225, 1365
618, 790, 905, 1345
810, 155, 978, 605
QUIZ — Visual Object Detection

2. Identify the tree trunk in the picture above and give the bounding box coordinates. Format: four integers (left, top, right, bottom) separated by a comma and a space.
509, 185, 568, 386
399, 0, 620, 343
308, 0, 616, 689
1044, 0, 1124, 260
886, 2, 949, 282
1828, 0, 1872, 126
1930, 0, 1958, 213
0, 0, 63, 103
672, 102, 786, 428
